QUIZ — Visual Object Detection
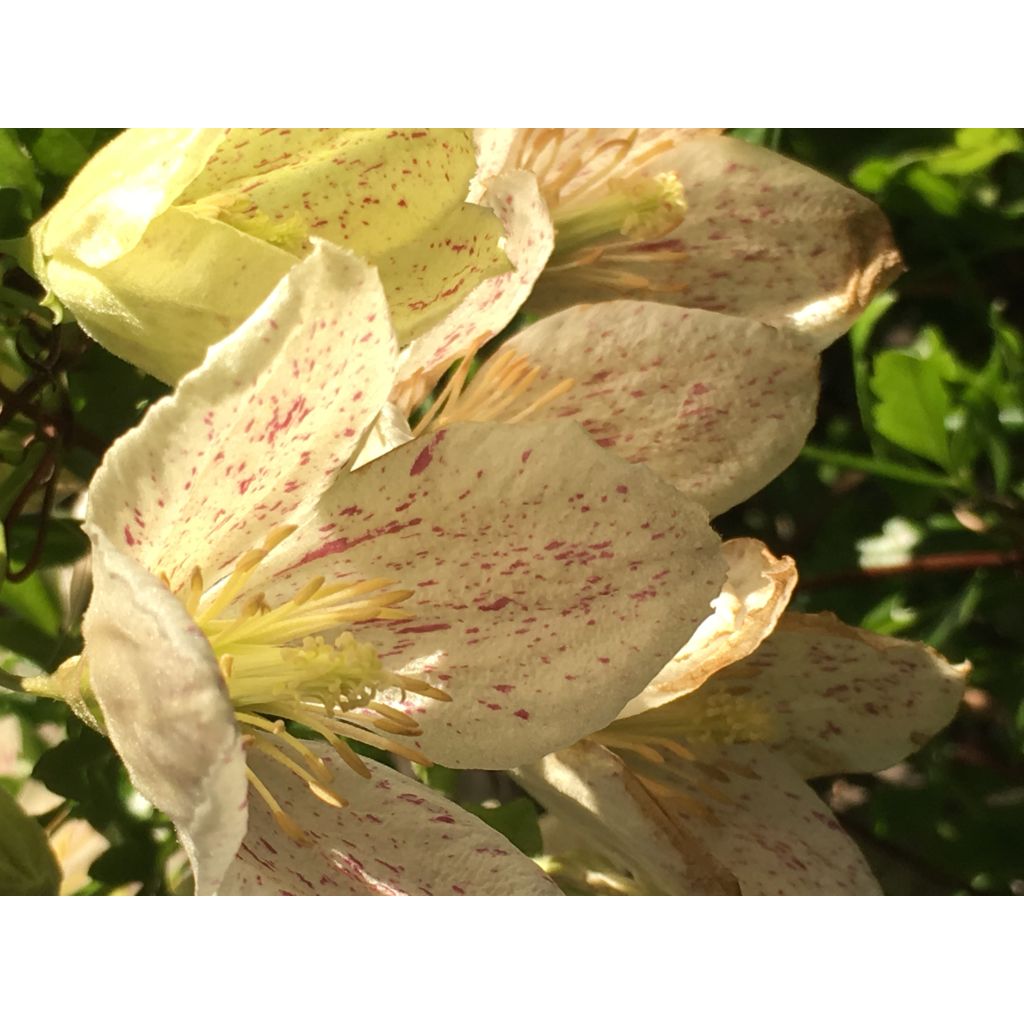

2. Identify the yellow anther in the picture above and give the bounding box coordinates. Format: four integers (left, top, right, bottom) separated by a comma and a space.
263, 524, 298, 551
292, 576, 325, 606
246, 767, 311, 845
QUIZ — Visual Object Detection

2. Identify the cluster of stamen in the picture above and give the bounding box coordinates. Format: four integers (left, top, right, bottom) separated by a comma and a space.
410, 336, 574, 437
169, 524, 451, 842
593, 692, 779, 824
508, 129, 690, 297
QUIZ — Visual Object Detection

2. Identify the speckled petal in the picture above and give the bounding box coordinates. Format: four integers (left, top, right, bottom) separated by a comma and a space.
376, 197, 510, 344
87, 241, 398, 590
515, 740, 738, 894
351, 402, 413, 470
255, 420, 725, 769
719, 611, 968, 778
222, 741, 560, 895
45, 206, 296, 383
621, 538, 797, 717
31, 129, 225, 268
84, 530, 247, 896
503, 301, 821, 514
618, 741, 881, 895
395, 170, 555, 408
528, 134, 902, 348
178, 129, 486, 262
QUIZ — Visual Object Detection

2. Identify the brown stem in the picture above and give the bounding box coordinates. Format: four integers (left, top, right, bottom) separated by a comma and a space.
802, 550, 1024, 589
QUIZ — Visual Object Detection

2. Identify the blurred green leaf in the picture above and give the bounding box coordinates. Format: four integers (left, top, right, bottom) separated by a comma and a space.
871, 351, 954, 470
28, 129, 92, 178
0, 129, 42, 232
0, 785, 61, 895
6, 516, 87, 569
463, 797, 542, 856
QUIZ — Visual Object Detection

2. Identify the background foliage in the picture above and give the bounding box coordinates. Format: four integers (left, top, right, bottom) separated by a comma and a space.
2, 128, 1022, 895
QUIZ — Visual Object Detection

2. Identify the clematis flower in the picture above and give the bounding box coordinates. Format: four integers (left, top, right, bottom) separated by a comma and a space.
473, 129, 903, 349
27, 241, 726, 895
516, 538, 967, 895
29, 129, 515, 384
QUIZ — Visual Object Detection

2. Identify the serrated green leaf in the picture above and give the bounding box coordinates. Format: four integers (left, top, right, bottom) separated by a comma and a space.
463, 797, 542, 856
871, 351, 954, 470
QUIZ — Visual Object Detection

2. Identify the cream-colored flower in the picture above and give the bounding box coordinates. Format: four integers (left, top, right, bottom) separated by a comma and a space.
28, 241, 725, 895
30, 129, 516, 384
516, 539, 967, 895
474, 129, 903, 348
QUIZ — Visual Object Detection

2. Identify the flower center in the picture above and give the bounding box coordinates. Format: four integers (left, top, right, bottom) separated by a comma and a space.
173, 524, 450, 843
550, 172, 687, 265
506, 129, 690, 298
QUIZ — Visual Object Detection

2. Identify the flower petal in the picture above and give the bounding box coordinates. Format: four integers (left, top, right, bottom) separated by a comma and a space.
395, 170, 555, 407
31, 128, 225, 268
719, 611, 968, 778
375, 197, 511, 343
515, 740, 738, 894
613, 741, 880, 895
621, 538, 797, 717
256, 420, 725, 769
45, 206, 296, 383
503, 300, 821, 514
179, 129, 486, 262
84, 530, 247, 896
528, 134, 902, 348
222, 742, 560, 895
87, 241, 398, 590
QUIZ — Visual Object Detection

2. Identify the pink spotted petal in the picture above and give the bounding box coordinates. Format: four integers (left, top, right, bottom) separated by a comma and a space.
87, 241, 398, 591
253, 420, 725, 769
221, 742, 560, 895
616, 742, 882, 895
621, 538, 797, 717
395, 170, 555, 409
720, 611, 968, 778
84, 530, 247, 896
515, 740, 738, 895
503, 301, 821, 515
527, 134, 902, 349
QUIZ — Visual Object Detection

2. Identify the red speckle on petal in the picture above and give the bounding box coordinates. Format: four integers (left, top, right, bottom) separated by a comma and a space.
513, 709, 530, 720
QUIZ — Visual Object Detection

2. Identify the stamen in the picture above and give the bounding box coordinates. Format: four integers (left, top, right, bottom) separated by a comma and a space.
248, 732, 347, 808
164, 522, 451, 841
412, 344, 574, 435
246, 767, 311, 845
236, 712, 333, 784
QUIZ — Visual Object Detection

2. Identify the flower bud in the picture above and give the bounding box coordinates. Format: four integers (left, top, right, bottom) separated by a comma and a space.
31, 129, 508, 383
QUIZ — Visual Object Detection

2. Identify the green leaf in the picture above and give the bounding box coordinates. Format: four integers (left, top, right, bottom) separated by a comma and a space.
412, 763, 458, 799
32, 725, 118, 806
0, 785, 61, 895
463, 797, 542, 856
870, 351, 954, 470
926, 129, 1022, 177
801, 445, 959, 489
6, 516, 88, 569
28, 129, 92, 178
0, 572, 61, 637
0, 129, 42, 231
